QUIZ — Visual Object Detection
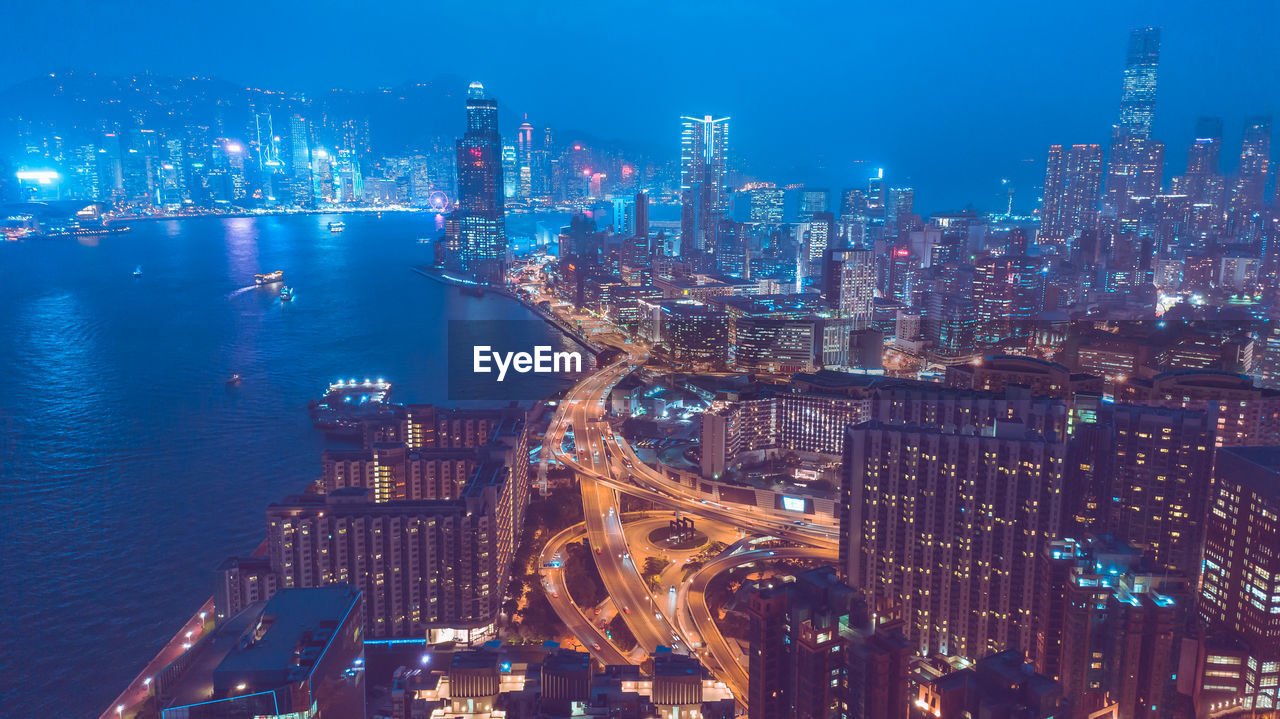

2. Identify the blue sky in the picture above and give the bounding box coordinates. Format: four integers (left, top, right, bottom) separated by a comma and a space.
5, 0, 1278, 211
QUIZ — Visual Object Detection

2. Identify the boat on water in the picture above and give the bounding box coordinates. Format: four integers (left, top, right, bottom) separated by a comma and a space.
254, 270, 284, 285
133, 265, 143, 277
280, 286, 295, 302
328, 221, 346, 233
226, 373, 242, 386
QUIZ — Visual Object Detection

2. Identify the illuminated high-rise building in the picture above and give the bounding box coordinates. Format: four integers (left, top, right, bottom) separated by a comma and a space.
501, 142, 518, 201
122, 128, 160, 205
679, 115, 729, 255
454, 81, 507, 280
612, 195, 636, 236
805, 211, 833, 262
516, 115, 534, 199
1105, 27, 1164, 228
839, 188, 868, 219
1033, 536, 1190, 719
288, 114, 312, 207
798, 187, 828, 221
634, 189, 649, 239
1040, 143, 1102, 249
1195, 446, 1280, 715
824, 246, 876, 329
1176, 117, 1224, 205
1229, 116, 1272, 220
865, 169, 887, 220
746, 567, 911, 719
679, 114, 730, 211
842, 419, 1066, 659
1118, 27, 1160, 138
885, 187, 915, 239
1085, 403, 1215, 577
972, 254, 1044, 344
748, 187, 784, 224
160, 138, 187, 208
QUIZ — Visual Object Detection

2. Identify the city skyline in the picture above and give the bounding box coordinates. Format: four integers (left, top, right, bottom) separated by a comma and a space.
4, 1, 1279, 211
4, 4, 1280, 718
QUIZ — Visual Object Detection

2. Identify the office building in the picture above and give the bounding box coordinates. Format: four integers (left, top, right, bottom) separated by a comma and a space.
824, 247, 876, 329
454, 81, 507, 281
679, 115, 730, 212
1104, 27, 1164, 226
972, 255, 1045, 344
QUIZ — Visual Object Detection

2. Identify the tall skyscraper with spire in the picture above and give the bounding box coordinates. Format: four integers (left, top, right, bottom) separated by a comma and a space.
1104, 27, 1164, 234
1117, 27, 1160, 138
454, 81, 507, 281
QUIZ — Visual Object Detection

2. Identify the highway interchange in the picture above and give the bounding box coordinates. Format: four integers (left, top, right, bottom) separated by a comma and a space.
538, 342, 839, 710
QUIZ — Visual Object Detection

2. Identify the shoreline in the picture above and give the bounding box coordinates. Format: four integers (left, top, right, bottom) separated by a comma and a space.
410, 265, 605, 357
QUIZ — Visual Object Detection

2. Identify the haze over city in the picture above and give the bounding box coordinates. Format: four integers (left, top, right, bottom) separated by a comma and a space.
4, 0, 1279, 210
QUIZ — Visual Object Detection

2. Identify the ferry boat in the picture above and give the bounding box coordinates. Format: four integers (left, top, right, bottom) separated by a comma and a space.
280, 286, 295, 302
328, 221, 346, 233
254, 270, 284, 285
133, 265, 143, 278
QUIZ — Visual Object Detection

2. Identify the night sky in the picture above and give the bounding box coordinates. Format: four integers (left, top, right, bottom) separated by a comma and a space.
6, 0, 1279, 211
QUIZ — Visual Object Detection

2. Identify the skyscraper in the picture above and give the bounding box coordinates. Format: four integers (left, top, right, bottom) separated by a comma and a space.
501, 142, 518, 201
454, 81, 507, 280
1196, 446, 1280, 715
1181, 117, 1224, 198
1118, 27, 1161, 138
1189, 117, 1224, 173
679, 115, 730, 255
608, 196, 633, 238
1089, 403, 1216, 576
1229, 116, 1272, 219
288, 114, 312, 208
1105, 27, 1164, 229
1034, 536, 1190, 719
824, 247, 876, 329
679, 115, 730, 210
972, 254, 1045, 343
842, 419, 1066, 659
1040, 143, 1102, 249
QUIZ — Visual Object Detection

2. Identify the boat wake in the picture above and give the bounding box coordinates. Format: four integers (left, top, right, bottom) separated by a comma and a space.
228, 286, 256, 298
